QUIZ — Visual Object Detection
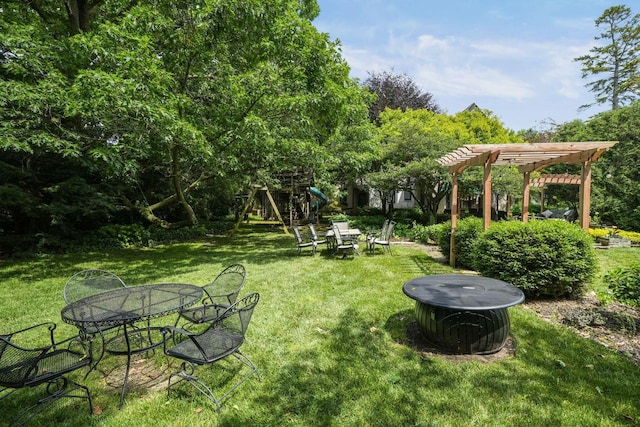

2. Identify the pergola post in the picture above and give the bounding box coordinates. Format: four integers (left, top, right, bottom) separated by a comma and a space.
483, 157, 492, 230
522, 171, 531, 223
449, 172, 459, 267
580, 160, 592, 229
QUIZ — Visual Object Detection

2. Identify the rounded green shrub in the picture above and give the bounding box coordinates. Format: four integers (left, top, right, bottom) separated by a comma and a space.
474, 220, 597, 298
437, 217, 483, 269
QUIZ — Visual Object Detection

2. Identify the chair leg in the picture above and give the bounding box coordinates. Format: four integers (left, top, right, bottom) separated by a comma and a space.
167, 353, 259, 411
168, 362, 221, 411
10, 377, 93, 427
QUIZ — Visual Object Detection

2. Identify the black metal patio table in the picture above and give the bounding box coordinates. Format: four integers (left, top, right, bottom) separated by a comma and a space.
403, 274, 524, 354
61, 283, 203, 407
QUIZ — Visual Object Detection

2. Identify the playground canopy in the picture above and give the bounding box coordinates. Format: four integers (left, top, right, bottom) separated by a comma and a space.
437, 141, 617, 266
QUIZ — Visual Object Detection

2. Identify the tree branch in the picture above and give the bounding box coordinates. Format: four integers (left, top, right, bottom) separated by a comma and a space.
24, 0, 50, 22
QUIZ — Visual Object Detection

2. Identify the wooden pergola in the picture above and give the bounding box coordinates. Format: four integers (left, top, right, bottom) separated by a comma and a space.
437, 142, 617, 266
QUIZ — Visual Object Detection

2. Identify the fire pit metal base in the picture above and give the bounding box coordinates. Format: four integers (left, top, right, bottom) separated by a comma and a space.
403, 274, 524, 355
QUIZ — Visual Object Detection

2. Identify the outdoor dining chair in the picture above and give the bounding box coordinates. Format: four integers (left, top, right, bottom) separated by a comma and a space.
161, 292, 260, 411
176, 264, 246, 327
370, 220, 396, 255
63, 269, 126, 304
0, 322, 93, 426
63, 269, 127, 373
308, 223, 327, 248
293, 225, 317, 255
367, 219, 389, 252
331, 224, 359, 258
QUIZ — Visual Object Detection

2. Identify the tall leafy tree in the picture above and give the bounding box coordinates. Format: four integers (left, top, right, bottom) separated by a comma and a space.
574, 5, 640, 110
555, 103, 640, 231
372, 109, 458, 222
363, 70, 440, 125
0, 0, 374, 233
367, 108, 520, 223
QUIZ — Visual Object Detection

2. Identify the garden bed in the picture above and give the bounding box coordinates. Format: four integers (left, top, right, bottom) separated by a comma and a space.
524, 295, 640, 364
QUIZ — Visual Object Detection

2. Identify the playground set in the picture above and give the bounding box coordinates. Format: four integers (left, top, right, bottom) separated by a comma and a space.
232, 171, 327, 235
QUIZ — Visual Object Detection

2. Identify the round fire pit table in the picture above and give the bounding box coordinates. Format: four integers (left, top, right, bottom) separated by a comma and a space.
403, 274, 524, 354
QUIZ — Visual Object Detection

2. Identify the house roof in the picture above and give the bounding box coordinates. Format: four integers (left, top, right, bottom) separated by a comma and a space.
437, 142, 617, 174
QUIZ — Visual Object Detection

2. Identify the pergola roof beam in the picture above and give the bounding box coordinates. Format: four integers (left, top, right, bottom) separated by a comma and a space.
437, 142, 617, 171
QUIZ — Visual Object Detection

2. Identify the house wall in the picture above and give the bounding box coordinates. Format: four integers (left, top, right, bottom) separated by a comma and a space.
359, 187, 416, 210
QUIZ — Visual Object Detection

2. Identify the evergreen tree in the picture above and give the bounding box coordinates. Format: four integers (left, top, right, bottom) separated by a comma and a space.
574, 5, 640, 110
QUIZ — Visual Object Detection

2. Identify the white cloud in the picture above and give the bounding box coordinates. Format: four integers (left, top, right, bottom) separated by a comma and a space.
342, 30, 597, 104
415, 65, 534, 99
416, 34, 449, 51
468, 41, 526, 59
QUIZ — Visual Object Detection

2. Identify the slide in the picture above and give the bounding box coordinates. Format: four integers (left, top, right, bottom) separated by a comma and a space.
309, 186, 328, 210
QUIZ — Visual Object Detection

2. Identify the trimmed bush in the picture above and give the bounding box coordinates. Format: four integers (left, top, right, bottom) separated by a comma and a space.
604, 264, 640, 307
437, 217, 483, 269
474, 220, 597, 298
411, 222, 447, 244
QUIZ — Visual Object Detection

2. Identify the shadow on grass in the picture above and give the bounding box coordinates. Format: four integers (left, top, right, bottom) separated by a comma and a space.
0, 227, 296, 284
239, 307, 453, 426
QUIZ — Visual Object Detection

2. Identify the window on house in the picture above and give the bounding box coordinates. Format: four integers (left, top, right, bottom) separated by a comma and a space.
404, 191, 412, 201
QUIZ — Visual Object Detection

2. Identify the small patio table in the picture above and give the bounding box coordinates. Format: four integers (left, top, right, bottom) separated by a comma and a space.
403, 274, 524, 354
61, 283, 203, 407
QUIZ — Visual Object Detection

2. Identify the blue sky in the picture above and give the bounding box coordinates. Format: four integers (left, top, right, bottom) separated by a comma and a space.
313, 0, 624, 131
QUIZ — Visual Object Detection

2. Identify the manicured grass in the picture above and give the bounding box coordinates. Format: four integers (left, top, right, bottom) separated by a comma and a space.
1, 226, 639, 426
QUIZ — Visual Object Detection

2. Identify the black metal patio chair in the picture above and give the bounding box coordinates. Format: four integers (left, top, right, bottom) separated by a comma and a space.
63, 270, 127, 372
0, 322, 93, 426
161, 292, 261, 411
176, 264, 246, 327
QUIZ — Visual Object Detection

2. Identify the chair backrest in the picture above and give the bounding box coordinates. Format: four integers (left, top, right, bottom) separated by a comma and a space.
216, 292, 260, 336
308, 223, 320, 241
64, 269, 126, 304
0, 322, 55, 388
384, 221, 397, 240
292, 226, 304, 244
332, 221, 349, 232
331, 224, 345, 246
203, 264, 246, 305
379, 219, 390, 237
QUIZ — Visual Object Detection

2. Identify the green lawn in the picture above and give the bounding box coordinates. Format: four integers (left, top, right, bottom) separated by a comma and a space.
1, 226, 639, 426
